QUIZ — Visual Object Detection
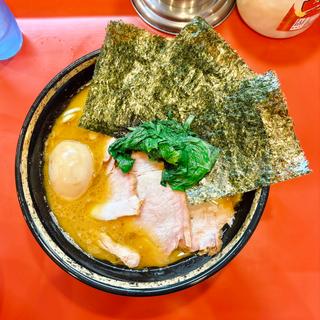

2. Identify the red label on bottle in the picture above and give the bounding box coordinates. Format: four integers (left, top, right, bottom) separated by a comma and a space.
277, 0, 320, 31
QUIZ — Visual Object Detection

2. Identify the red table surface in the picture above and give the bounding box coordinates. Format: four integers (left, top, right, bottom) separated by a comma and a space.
1, 8, 320, 320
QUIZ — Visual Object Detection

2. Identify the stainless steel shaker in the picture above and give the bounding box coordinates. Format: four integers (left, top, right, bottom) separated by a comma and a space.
131, 0, 236, 34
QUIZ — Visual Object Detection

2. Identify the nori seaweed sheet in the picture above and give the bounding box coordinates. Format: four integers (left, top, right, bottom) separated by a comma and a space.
80, 21, 169, 135
187, 71, 310, 203
79, 17, 310, 203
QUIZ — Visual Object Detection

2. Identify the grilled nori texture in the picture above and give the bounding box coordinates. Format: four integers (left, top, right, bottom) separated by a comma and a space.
80, 21, 169, 135
80, 17, 310, 203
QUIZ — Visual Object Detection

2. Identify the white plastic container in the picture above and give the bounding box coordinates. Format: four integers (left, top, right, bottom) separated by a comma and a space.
237, 0, 320, 38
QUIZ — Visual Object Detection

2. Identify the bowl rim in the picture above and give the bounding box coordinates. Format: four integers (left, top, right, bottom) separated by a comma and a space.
15, 50, 269, 296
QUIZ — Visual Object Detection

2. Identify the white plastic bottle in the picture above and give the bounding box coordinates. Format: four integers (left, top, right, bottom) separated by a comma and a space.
237, 0, 320, 38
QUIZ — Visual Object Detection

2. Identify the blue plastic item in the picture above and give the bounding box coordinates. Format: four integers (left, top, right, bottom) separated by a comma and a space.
0, 0, 23, 60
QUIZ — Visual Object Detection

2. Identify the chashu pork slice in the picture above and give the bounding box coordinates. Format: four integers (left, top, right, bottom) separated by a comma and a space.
131, 152, 191, 255
94, 142, 191, 257
91, 138, 142, 221
99, 233, 140, 268
188, 197, 238, 254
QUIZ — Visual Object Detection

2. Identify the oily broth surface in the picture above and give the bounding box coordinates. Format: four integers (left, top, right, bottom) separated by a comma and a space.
44, 87, 188, 267
44, 86, 240, 268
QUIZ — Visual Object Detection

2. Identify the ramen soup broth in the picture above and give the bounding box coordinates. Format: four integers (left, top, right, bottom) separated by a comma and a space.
43, 86, 240, 268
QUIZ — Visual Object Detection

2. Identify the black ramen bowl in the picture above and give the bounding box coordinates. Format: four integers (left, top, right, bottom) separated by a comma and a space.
15, 50, 269, 296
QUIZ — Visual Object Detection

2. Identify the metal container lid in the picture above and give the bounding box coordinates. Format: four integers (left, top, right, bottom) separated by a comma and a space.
131, 0, 236, 34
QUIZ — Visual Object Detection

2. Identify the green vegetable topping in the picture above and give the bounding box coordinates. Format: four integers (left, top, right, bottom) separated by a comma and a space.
108, 116, 219, 191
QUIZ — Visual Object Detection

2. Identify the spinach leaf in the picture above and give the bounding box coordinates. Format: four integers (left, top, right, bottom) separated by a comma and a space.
108, 117, 219, 191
